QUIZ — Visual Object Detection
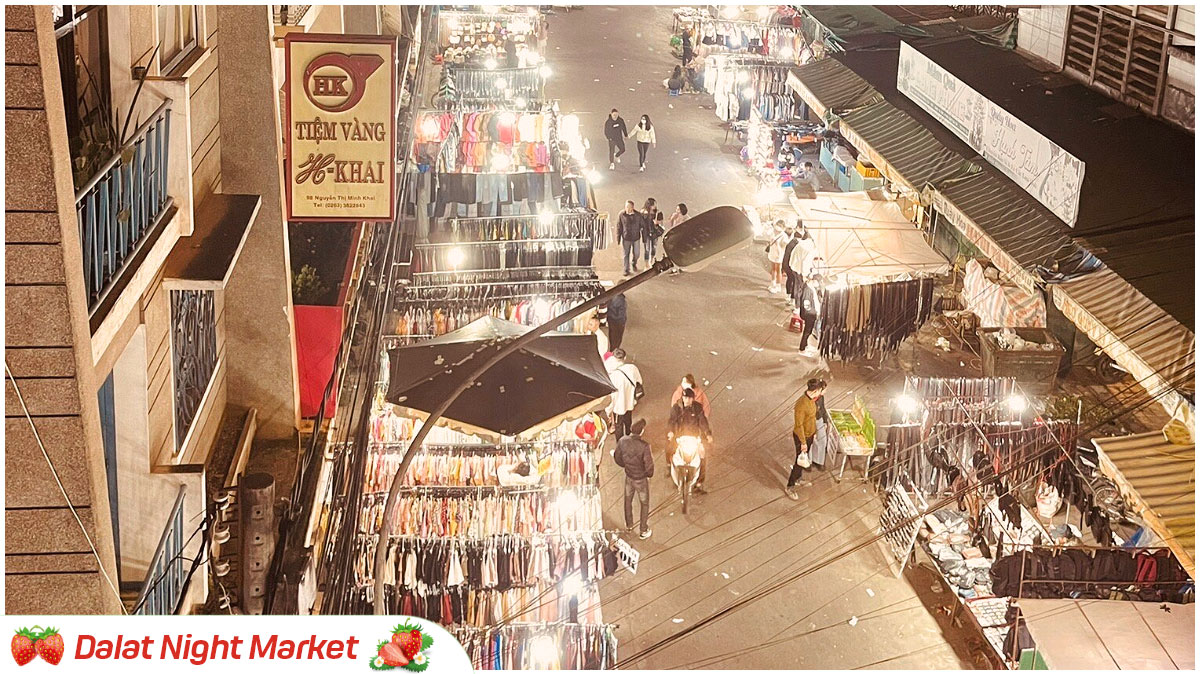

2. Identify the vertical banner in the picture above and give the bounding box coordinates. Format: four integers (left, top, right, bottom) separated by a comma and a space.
285, 34, 397, 222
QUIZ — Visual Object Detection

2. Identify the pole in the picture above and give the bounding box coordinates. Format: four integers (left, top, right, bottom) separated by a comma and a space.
372, 257, 672, 612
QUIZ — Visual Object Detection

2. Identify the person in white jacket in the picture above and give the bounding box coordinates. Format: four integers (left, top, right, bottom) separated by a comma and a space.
606, 348, 643, 440
787, 226, 816, 308
631, 115, 657, 172
766, 220, 790, 294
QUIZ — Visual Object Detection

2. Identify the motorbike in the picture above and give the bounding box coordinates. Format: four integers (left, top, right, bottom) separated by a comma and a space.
670, 435, 704, 514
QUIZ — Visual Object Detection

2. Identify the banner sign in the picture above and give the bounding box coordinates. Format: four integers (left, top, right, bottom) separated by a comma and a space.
285, 33, 397, 222
897, 41, 1085, 227
614, 538, 639, 575
0, 616, 471, 671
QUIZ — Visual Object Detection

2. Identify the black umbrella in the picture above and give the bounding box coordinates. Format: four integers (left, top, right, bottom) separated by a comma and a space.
385, 316, 615, 436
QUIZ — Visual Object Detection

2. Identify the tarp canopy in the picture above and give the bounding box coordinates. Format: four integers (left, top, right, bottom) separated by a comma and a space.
1092, 431, 1195, 578
1018, 598, 1194, 669
385, 316, 614, 437
789, 190, 949, 284
962, 259, 1046, 329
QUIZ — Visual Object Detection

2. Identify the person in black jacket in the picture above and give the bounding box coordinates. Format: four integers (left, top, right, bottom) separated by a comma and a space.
617, 200, 644, 276
606, 292, 628, 349
667, 388, 713, 492
613, 418, 654, 539
604, 109, 629, 169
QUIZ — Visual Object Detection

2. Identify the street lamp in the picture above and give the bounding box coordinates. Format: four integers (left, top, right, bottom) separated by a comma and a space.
372, 206, 753, 613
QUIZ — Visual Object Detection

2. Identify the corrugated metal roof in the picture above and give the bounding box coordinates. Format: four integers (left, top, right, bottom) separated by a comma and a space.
1093, 431, 1195, 578
787, 58, 882, 118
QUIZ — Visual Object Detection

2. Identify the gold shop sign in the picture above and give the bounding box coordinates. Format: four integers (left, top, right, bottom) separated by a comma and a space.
285, 33, 397, 222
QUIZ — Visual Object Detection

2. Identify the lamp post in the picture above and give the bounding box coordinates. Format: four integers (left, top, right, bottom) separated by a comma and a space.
371, 206, 753, 613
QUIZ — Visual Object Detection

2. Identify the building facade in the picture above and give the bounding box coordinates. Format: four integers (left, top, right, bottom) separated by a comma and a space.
5, 4, 305, 614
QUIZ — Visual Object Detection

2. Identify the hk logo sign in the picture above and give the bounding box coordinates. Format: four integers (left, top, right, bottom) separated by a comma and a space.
303, 52, 384, 113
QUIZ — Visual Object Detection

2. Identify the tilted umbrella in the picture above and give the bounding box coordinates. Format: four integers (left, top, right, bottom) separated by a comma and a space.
385, 316, 615, 436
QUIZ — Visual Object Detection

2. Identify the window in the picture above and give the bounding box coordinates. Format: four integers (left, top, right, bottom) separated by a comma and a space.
157, 5, 199, 74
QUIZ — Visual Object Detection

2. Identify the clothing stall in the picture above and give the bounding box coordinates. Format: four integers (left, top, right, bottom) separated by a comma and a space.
675, 8, 808, 60
789, 191, 949, 361
436, 8, 545, 68
744, 108, 824, 188
703, 54, 799, 123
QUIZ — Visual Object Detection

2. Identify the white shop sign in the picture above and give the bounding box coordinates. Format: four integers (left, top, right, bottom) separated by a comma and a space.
896, 41, 1085, 227
614, 538, 640, 575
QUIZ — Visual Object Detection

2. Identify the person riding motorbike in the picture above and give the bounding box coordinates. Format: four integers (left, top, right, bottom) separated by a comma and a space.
667, 388, 713, 493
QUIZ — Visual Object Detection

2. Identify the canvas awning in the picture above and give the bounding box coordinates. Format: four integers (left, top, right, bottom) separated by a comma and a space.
789, 190, 948, 284
962, 259, 1046, 329
1092, 431, 1195, 578
1018, 598, 1194, 669
1055, 269, 1195, 414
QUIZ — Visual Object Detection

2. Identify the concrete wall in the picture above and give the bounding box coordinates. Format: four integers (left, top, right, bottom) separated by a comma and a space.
4, 5, 121, 614
216, 5, 301, 441
1016, 6, 1069, 69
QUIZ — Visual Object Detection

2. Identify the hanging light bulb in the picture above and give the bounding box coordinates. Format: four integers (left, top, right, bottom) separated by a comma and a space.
499, 111, 516, 125
491, 152, 511, 172
585, 168, 603, 184
742, 87, 755, 99
1007, 394, 1028, 414
494, 77, 508, 90
721, 6, 740, 19
540, 65, 552, 78
448, 247, 466, 268
420, 116, 440, 138
560, 574, 583, 596
736, 70, 749, 84
756, 5, 770, 20
539, 212, 556, 227
514, 96, 528, 108
780, 45, 795, 60
555, 491, 581, 517
530, 635, 557, 667
484, 57, 498, 70
895, 394, 920, 416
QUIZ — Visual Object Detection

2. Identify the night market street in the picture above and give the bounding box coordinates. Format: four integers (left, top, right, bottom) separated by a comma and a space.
546, 6, 967, 669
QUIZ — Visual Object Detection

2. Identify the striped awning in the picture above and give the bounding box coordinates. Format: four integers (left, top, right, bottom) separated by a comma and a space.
1054, 269, 1195, 413
1092, 431, 1195, 579
787, 58, 882, 119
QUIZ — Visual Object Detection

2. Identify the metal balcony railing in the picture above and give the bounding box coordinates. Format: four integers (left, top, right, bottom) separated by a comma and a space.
75, 99, 173, 313
133, 485, 188, 615
274, 5, 312, 25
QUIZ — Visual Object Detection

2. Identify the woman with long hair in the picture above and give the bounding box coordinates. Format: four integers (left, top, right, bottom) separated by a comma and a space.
631, 115, 657, 172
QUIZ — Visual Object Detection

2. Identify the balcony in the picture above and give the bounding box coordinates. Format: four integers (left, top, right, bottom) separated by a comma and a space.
74, 99, 175, 322
129, 485, 191, 614
273, 5, 312, 26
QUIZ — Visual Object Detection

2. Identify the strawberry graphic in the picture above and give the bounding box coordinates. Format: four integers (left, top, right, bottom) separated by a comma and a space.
378, 642, 409, 668
12, 628, 36, 666
34, 628, 64, 666
391, 628, 421, 660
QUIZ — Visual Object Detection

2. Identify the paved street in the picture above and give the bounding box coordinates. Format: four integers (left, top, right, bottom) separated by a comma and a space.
545, 7, 973, 669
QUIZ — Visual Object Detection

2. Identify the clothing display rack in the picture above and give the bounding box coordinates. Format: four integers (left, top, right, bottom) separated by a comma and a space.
441, 213, 611, 249
704, 56, 795, 122
818, 277, 936, 361
450, 623, 618, 670
412, 239, 594, 274
363, 439, 596, 491
692, 16, 807, 57
448, 66, 546, 102
386, 294, 595, 348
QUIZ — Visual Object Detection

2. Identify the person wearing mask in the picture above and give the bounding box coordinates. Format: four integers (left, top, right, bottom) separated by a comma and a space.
766, 220, 789, 294
631, 115, 656, 172
587, 313, 609, 358
667, 388, 713, 492
604, 109, 629, 170
613, 418, 654, 539
606, 293, 628, 349
641, 197, 661, 265
606, 348, 642, 440
617, 200, 643, 276
797, 274, 822, 355
786, 379, 826, 500
670, 374, 712, 419
666, 203, 689, 274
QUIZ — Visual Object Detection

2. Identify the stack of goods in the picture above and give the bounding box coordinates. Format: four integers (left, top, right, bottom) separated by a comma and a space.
990, 547, 1191, 602
818, 278, 936, 361
921, 508, 996, 599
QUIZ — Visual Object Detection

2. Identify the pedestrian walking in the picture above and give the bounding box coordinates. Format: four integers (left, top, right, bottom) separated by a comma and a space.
606, 292, 627, 350
788, 226, 816, 308
587, 312, 609, 358
613, 418, 654, 539
604, 109, 629, 169
786, 379, 826, 499
797, 274, 822, 355
780, 224, 800, 299
617, 200, 643, 276
631, 115, 656, 171
766, 220, 788, 293
641, 198, 661, 265
606, 348, 642, 440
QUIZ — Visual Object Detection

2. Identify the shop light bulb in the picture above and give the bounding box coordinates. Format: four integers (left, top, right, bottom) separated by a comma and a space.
555, 491, 581, 516
540, 65, 552, 78
721, 6, 740, 19
448, 247, 466, 268
532, 298, 552, 320
419, 117, 440, 138
780, 45, 794, 60
561, 574, 583, 596
895, 394, 920, 416
491, 153, 511, 171
484, 57, 498, 70
514, 96, 528, 108
495, 77, 508, 90
736, 71, 749, 84
1007, 395, 1028, 413
530, 636, 556, 665
585, 168, 602, 184
499, 111, 516, 125
539, 212, 556, 227
757, 6, 770, 19
527, 6, 538, 16
448, 17, 459, 29
742, 87, 755, 99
